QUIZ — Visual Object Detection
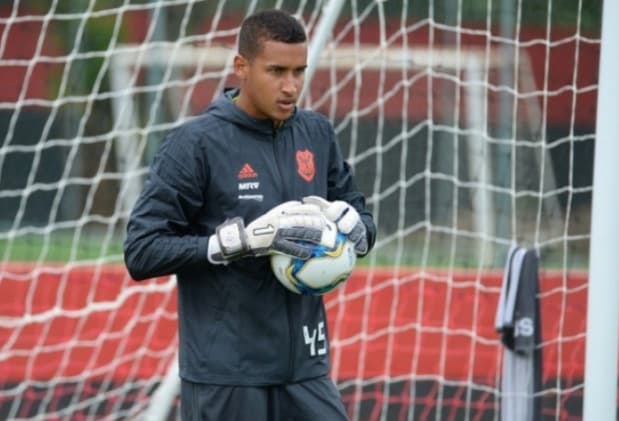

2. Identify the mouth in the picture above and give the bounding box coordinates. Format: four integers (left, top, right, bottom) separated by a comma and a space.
277, 99, 296, 112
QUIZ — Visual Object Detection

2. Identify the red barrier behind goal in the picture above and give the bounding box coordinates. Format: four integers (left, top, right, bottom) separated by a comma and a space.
0, 264, 587, 384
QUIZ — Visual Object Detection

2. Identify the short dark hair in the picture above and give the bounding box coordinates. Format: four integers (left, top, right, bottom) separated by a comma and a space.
238, 9, 306, 59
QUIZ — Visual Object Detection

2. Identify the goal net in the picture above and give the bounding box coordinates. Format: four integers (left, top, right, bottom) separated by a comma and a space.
0, 1, 602, 419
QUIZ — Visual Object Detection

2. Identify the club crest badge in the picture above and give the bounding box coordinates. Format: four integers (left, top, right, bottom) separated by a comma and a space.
296, 149, 315, 182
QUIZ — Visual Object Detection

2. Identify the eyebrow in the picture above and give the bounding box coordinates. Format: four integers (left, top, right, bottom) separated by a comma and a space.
267, 64, 307, 71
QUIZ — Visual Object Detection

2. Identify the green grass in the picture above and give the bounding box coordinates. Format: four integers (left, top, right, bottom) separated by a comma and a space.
1, 231, 588, 271
1, 232, 124, 262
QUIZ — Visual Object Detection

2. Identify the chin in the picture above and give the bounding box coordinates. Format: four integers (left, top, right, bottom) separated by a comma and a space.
271, 111, 293, 121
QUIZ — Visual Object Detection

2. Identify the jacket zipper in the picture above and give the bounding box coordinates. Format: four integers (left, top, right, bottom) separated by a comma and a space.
272, 126, 296, 381
270, 125, 289, 200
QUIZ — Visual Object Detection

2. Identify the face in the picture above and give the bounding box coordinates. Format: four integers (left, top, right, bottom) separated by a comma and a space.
234, 40, 307, 121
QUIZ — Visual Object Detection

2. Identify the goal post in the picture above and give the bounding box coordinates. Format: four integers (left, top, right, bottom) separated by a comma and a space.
0, 1, 610, 420
583, 0, 619, 419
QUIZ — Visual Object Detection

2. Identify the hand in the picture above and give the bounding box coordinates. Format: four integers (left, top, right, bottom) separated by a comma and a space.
302, 196, 368, 256
208, 201, 337, 264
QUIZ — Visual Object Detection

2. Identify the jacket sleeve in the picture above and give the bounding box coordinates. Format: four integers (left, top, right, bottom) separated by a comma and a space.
123, 126, 210, 281
325, 126, 376, 256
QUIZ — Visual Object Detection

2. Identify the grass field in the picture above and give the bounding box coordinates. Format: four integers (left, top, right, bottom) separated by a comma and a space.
1, 230, 589, 271
1, 232, 125, 262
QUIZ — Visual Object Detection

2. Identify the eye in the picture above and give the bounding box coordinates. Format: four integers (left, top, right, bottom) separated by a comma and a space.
269, 67, 285, 75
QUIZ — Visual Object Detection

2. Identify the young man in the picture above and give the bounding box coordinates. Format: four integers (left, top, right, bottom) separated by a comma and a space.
124, 9, 376, 420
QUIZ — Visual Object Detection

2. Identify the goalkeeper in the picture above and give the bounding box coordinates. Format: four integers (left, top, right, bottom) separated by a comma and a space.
124, 8, 376, 421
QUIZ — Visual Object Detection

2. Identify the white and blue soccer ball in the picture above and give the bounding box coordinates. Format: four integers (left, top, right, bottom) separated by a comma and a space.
270, 233, 356, 295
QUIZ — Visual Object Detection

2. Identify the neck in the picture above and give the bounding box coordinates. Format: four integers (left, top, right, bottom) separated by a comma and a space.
233, 91, 285, 128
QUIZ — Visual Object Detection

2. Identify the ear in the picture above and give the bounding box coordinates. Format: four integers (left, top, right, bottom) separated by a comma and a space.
233, 54, 248, 81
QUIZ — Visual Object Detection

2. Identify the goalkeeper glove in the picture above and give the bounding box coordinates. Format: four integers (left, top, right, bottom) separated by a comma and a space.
302, 196, 368, 256
207, 201, 337, 264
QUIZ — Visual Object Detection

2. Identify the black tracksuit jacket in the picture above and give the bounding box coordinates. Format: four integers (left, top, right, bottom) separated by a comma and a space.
124, 88, 376, 386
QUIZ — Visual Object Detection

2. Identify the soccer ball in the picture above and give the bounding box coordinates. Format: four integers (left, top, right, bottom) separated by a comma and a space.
270, 233, 356, 295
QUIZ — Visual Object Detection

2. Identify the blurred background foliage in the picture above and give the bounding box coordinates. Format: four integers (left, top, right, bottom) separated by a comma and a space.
13, 0, 601, 98
14, 0, 603, 33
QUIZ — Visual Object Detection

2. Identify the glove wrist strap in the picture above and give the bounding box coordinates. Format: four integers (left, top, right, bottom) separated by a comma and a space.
216, 217, 249, 259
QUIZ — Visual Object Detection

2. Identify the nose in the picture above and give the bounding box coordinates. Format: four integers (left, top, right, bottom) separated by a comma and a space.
281, 73, 300, 96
